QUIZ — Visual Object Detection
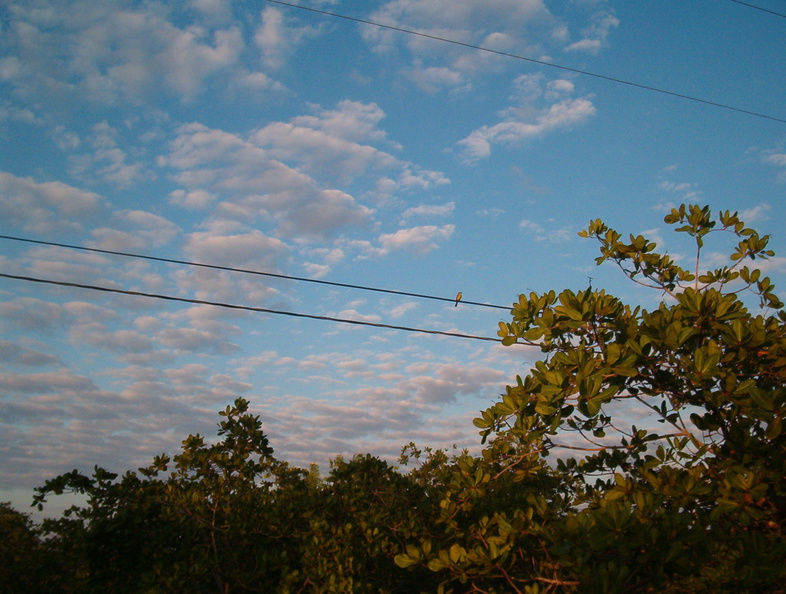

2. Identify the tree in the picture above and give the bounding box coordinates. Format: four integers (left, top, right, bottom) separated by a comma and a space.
0, 502, 49, 593
29, 400, 435, 593
286, 453, 440, 593
397, 204, 786, 592
32, 398, 312, 593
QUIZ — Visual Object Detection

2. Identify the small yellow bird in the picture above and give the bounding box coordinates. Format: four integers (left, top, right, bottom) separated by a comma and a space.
455, 291, 462, 307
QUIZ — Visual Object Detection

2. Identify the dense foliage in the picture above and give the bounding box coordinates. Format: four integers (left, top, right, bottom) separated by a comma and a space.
4, 205, 785, 592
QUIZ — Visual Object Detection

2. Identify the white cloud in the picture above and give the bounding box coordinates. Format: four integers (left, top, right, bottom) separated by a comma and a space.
401, 202, 455, 219
364, 0, 561, 80
658, 179, 702, 202
363, 0, 616, 90
89, 210, 182, 251
2, 1, 244, 103
302, 263, 331, 278
739, 204, 771, 224
389, 301, 419, 318
168, 188, 216, 210
254, 6, 320, 70
246, 355, 514, 470
75, 327, 155, 356
457, 75, 595, 163
0, 172, 106, 235
156, 327, 239, 356
659, 181, 694, 193
762, 150, 786, 182
188, 0, 232, 22
294, 100, 393, 143
183, 228, 288, 269
402, 362, 507, 404
335, 309, 383, 324
564, 9, 619, 54
0, 370, 98, 395
175, 228, 290, 306
0, 341, 62, 367
21, 246, 116, 286
163, 103, 450, 247
639, 227, 666, 250
765, 153, 786, 166
378, 224, 455, 255
251, 121, 396, 185
409, 65, 469, 94
398, 167, 451, 190
307, 247, 345, 265
247, 100, 423, 188
164, 122, 373, 239
301, 247, 345, 278
519, 218, 573, 243
68, 121, 148, 187
546, 78, 575, 97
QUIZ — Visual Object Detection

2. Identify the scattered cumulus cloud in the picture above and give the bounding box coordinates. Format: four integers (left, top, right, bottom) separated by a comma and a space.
363, 0, 562, 81
183, 229, 288, 270
519, 218, 573, 243
0, 341, 62, 367
171, 228, 290, 306
363, 0, 617, 91
657, 178, 702, 202
409, 65, 471, 94
163, 121, 374, 240
761, 149, 786, 183
254, 6, 321, 70
564, 8, 619, 54
401, 202, 455, 219
764, 153, 786, 166
335, 309, 383, 324
378, 224, 455, 255
68, 121, 150, 187
739, 204, 771, 224
89, 210, 182, 251
0, 172, 106, 235
457, 74, 596, 163
389, 301, 419, 318
1, 1, 245, 103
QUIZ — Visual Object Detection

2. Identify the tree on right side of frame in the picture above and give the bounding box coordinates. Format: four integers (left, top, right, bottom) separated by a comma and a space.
398, 204, 786, 593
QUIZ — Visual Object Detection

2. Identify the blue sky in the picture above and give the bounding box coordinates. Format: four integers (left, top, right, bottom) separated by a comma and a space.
1, 0, 785, 513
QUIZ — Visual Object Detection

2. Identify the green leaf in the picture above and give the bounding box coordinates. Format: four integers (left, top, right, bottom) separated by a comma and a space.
394, 553, 417, 568
765, 416, 782, 440
585, 395, 603, 417
605, 488, 626, 501
535, 402, 559, 415
473, 417, 490, 429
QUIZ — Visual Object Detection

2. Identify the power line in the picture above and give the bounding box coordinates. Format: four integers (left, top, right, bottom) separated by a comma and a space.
0, 234, 511, 311
0, 272, 501, 343
729, 0, 786, 18
263, 0, 786, 125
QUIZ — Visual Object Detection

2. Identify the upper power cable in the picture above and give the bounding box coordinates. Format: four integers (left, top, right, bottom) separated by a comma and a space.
263, 0, 786, 124
729, 0, 786, 18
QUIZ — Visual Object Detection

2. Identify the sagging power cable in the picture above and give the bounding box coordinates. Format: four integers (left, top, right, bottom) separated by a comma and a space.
0, 272, 502, 343
0, 234, 511, 311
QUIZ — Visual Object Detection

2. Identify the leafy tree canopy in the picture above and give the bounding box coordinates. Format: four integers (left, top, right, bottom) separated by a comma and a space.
5, 204, 784, 593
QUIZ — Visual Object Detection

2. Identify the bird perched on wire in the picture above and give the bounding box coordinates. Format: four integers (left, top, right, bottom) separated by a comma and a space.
455, 291, 462, 307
